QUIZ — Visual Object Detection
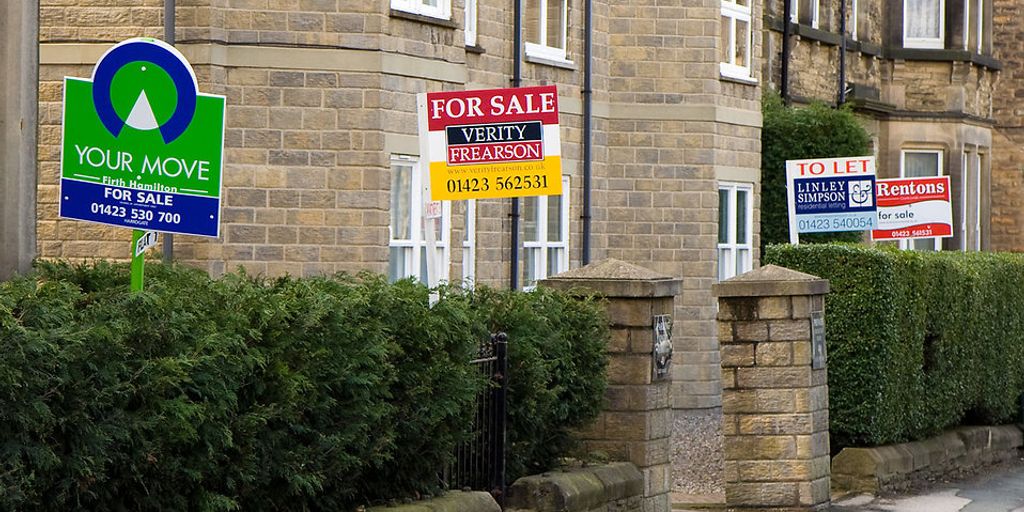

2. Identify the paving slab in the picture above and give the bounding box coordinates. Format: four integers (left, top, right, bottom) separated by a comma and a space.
833, 462, 1024, 512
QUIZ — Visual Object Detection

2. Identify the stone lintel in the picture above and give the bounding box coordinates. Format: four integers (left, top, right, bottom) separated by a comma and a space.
540, 259, 682, 298
714, 265, 829, 298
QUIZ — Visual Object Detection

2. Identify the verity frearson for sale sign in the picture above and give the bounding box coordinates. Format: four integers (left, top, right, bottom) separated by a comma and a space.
59, 38, 225, 237
418, 86, 562, 201
871, 176, 953, 241
786, 156, 877, 242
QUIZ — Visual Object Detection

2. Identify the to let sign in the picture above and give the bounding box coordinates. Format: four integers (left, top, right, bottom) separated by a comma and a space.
871, 176, 953, 241
786, 156, 878, 243
59, 38, 226, 237
418, 86, 563, 200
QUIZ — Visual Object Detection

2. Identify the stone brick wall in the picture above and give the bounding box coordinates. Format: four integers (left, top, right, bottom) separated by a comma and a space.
37, 0, 764, 409
506, 462, 644, 512
991, 0, 1024, 252
716, 265, 831, 511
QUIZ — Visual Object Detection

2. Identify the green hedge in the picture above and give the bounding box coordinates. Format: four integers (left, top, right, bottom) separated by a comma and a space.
766, 244, 1024, 450
0, 262, 608, 511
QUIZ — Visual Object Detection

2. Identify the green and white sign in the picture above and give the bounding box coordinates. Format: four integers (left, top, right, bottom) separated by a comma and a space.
59, 37, 226, 238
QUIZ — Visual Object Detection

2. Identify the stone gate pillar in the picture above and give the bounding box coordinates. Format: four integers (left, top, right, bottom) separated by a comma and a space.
541, 258, 680, 512
713, 265, 831, 511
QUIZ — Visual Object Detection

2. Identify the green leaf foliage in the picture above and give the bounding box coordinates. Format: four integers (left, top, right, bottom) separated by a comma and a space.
0, 262, 608, 510
761, 91, 872, 252
766, 244, 1024, 450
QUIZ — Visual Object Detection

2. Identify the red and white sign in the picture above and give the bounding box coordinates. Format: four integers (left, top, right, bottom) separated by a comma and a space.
418, 86, 562, 201
871, 176, 953, 241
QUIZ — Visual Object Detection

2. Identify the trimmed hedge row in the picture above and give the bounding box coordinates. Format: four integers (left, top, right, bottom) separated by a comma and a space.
766, 244, 1024, 451
0, 261, 608, 511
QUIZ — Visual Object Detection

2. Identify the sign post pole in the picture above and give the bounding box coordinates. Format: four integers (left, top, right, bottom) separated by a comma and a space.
130, 229, 146, 291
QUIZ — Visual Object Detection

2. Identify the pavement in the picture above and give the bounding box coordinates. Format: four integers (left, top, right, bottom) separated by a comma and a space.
673, 461, 1024, 512
833, 462, 1024, 512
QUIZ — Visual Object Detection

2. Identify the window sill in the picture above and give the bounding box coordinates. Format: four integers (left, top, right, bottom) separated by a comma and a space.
465, 44, 485, 54
389, 9, 456, 29
525, 52, 576, 70
720, 71, 758, 86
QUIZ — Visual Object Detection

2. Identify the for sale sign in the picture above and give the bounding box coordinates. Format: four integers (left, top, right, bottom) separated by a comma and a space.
418, 86, 562, 200
871, 176, 953, 241
786, 156, 877, 243
59, 38, 225, 238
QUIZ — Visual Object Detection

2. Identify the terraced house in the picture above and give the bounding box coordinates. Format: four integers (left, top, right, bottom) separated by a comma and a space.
763, 0, 998, 251
32, 1, 766, 409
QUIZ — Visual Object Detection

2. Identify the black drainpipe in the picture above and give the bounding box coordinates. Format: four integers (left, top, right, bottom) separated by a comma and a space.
509, 0, 522, 289
781, 0, 792, 104
163, 0, 175, 264
581, 0, 593, 265
838, 0, 847, 105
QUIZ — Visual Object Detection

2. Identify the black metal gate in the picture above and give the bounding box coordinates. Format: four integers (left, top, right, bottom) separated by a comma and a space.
445, 332, 508, 505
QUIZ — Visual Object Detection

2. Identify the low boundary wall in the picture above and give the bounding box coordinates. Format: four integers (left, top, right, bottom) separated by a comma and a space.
832, 425, 1023, 495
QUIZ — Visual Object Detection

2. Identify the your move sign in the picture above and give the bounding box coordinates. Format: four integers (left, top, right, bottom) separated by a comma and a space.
59, 38, 226, 238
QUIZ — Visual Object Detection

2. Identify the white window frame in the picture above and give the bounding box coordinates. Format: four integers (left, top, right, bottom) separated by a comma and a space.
522, 175, 570, 289
974, 152, 983, 250
388, 155, 451, 283
525, 0, 570, 63
850, 0, 859, 40
961, 150, 969, 250
720, 0, 754, 80
465, 0, 478, 46
717, 182, 754, 281
462, 199, 476, 285
391, 0, 451, 20
975, 0, 984, 53
789, 0, 820, 27
903, 0, 945, 49
899, 149, 944, 251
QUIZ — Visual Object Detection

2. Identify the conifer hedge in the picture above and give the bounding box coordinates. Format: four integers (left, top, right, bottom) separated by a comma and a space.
0, 262, 608, 511
766, 244, 1024, 451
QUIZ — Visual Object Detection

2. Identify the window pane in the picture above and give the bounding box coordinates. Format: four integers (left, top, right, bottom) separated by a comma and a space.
906, 0, 941, 39
718, 189, 730, 244
419, 246, 429, 283
525, 0, 541, 44
913, 238, 937, 251
391, 163, 412, 240
735, 19, 748, 66
547, 194, 563, 242
389, 247, 409, 282
546, 0, 566, 49
718, 248, 732, 281
736, 189, 749, 244
547, 247, 564, 277
523, 196, 539, 242
737, 248, 750, 275
422, 0, 439, 6
524, 247, 540, 287
904, 152, 940, 177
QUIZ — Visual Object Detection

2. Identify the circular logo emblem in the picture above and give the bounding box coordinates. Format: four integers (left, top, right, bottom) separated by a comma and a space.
91, 38, 199, 144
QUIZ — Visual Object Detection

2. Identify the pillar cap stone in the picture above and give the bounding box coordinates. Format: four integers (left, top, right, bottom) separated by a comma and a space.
539, 258, 681, 298
713, 264, 829, 298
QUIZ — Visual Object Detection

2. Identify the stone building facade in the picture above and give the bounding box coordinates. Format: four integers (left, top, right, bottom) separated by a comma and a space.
991, 0, 1024, 250
36, 0, 766, 409
763, 0, 998, 252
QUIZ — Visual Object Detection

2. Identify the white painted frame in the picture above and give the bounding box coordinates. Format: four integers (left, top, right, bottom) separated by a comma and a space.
718, 182, 754, 281
391, 0, 451, 20
525, 0, 570, 62
721, 0, 753, 80
523, 175, 571, 289
388, 155, 451, 282
465, 0, 478, 46
903, 0, 945, 49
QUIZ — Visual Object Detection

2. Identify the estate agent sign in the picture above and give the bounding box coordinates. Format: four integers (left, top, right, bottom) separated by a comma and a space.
59, 37, 225, 238
418, 85, 563, 201
871, 176, 954, 242
786, 156, 877, 244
